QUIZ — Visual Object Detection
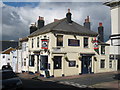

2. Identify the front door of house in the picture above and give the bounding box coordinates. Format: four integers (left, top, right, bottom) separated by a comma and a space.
81, 56, 92, 74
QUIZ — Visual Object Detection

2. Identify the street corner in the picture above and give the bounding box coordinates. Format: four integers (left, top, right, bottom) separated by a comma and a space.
91, 81, 120, 90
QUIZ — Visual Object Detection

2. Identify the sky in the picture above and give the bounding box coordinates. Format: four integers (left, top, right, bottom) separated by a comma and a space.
1, 1, 111, 41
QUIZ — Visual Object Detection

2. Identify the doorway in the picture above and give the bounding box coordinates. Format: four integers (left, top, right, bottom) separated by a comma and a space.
40, 56, 48, 70
81, 56, 92, 74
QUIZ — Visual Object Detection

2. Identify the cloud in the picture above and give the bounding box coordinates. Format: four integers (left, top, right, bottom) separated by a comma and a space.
2, 2, 111, 41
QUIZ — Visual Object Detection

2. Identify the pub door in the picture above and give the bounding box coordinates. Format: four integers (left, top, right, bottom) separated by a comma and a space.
81, 56, 92, 74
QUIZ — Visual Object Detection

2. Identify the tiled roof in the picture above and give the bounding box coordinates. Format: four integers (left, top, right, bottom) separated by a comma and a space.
28, 18, 98, 37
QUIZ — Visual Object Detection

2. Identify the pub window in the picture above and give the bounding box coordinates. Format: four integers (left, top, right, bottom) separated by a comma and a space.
57, 35, 63, 46
37, 37, 39, 48
68, 39, 80, 46
29, 55, 35, 67
109, 60, 112, 68
54, 56, 62, 69
32, 39, 34, 48
101, 46, 105, 55
100, 59, 105, 68
84, 37, 89, 48
40, 56, 48, 70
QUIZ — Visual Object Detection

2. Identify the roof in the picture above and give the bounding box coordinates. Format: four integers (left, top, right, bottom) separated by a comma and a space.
98, 40, 110, 46
2, 47, 16, 54
104, 0, 120, 7
28, 18, 98, 37
19, 37, 28, 42
0, 41, 18, 51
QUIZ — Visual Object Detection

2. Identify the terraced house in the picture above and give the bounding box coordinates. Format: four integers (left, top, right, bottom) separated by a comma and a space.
23, 9, 117, 77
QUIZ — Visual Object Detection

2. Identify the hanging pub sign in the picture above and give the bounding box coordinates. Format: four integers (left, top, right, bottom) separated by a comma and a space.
92, 37, 99, 50
41, 39, 48, 49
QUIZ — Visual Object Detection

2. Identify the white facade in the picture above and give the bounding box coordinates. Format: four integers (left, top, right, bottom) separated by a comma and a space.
0, 54, 11, 69
105, 1, 120, 70
10, 50, 22, 73
21, 41, 29, 72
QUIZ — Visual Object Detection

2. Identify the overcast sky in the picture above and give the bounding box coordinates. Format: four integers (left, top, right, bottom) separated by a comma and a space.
1, 1, 111, 41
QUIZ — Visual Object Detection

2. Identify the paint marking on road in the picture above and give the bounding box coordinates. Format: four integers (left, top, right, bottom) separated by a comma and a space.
58, 81, 89, 88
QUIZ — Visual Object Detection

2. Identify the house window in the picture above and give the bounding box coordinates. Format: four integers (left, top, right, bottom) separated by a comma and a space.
3, 56, 5, 58
109, 60, 112, 68
24, 58, 26, 66
54, 56, 62, 69
40, 56, 48, 70
32, 39, 34, 48
101, 46, 105, 55
29, 55, 35, 67
37, 37, 39, 48
57, 35, 63, 46
84, 37, 89, 48
100, 59, 105, 68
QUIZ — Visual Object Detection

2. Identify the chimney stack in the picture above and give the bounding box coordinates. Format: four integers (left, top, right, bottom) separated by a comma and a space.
30, 23, 37, 34
83, 16, 91, 30
38, 16, 44, 29
66, 9, 72, 23
54, 19, 59, 22
98, 22, 104, 42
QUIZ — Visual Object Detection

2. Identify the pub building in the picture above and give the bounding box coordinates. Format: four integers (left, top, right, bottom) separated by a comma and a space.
24, 9, 117, 77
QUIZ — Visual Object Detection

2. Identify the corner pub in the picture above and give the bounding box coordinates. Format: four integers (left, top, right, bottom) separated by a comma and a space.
21, 9, 117, 77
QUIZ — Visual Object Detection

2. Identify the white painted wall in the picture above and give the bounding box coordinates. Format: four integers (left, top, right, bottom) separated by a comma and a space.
0, 54, 10, 69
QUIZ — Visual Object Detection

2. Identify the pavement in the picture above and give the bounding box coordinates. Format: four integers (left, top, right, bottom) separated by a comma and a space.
17, 71, 120, 89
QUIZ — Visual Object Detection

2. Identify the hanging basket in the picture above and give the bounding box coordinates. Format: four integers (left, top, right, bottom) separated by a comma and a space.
78, 56, 82, 60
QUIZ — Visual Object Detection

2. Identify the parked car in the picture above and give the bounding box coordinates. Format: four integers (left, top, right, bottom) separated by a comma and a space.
0, 69, 23, 90
2, 65, 13, 71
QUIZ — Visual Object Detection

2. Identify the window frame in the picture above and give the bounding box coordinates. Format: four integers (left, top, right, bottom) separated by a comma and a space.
29, 55, 35, 67
54, 56, 62, 69
100, 59, 105, 68
84, 37, 89, 48
37, 37, 39, 48
101, 46, 105, 55
56, 35, 63, 47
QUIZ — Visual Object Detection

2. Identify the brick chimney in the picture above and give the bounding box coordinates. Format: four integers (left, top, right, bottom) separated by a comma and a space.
66, 9, 72, 23
30, 23, 37, 34
38, 16, 44, 29
98, 22, 104, 42
83, 16, 91, 30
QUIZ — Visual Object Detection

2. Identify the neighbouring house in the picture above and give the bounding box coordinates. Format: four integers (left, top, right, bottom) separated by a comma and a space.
10, 47, 22, 73
104, 0, 120, 70
0, 47, 15, 69
20, 9, 117, 77
19, 37, 29, 73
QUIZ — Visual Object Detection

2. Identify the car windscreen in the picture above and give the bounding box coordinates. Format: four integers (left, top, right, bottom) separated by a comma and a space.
0, 71, 17, 80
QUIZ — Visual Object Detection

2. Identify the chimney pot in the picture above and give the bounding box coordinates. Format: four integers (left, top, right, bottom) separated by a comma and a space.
87, 16, 90, 22
99, 22, 102, 27
54, 19, 59, 22
68, 8, 70, 13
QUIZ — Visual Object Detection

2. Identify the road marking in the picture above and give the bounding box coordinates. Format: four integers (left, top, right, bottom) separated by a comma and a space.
58, 81, 89, 88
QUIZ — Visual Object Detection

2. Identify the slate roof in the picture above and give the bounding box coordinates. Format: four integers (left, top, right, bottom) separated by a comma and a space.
0, 41, 18, 51
28, 18, 98, 37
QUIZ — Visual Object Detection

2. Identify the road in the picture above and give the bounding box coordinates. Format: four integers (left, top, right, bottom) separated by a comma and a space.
20, 72, 120, 89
